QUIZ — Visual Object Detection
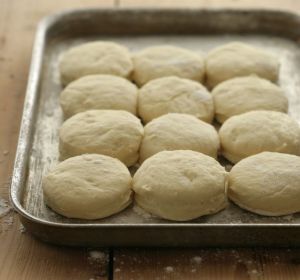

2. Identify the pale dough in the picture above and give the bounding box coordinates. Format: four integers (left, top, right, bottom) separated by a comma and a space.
138, 76, 214, 123
132, 45, 205, 86
139, 113, 220, 163
206, 42, 279, 88
133, 150, 228, 221
228, 152, 300, 216
59, 110, 143, 166
59, 41, 133, 85
212, 75, 288, 123
60, 75, 138, 118
43, 154, 132, 219
219, 110, 300, 163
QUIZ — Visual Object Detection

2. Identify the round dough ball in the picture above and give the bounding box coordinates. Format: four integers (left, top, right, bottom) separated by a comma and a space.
228, 152, 300, 216
219, 110, 300, 163
132, 45, 205, 86
206, 42, 279, 88
138, 76, 214, 123
139, 113, 220, 163
59, 41, 133, 85
60, 75, 138, 119
59, 110, 143, 166
133, 150, 228, 221
212, 75, 288, 123
43, 154, 132, 219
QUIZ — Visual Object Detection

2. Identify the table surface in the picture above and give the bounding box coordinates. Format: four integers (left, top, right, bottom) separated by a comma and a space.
2, 0, 300, 279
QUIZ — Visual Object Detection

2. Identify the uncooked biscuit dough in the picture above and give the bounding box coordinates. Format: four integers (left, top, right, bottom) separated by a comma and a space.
229, 152, 300, 216
132, 45, 205, 86
138, 76, 214, 123
59, 41, 133, 85
59, 110, 144, 166
219, 110, 300, 163
133, 150, 228, 221
43, 154, 132, 219
206, 42, 279, 88
139, 113, 220, 163
212, 75, 288, 123
60, 75, 138, 118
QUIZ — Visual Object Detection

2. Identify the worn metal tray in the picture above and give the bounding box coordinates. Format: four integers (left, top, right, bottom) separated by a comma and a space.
10, 8, 300, 247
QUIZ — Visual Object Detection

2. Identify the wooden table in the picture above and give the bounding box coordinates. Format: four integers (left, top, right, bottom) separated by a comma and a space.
1, 0, 300, 279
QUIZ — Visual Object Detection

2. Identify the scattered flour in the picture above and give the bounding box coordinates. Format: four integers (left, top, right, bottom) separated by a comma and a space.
132, 205, 152, 219
0, 198, 11, 218
164, 266, 174, 273
115, 268, 121, 273
88, 250, 107, 264
191, 256, 202, 265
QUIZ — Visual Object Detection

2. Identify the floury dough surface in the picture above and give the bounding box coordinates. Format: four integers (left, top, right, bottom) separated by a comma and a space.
229, 152, 300, 216
133, 150, 228, 221
138, 76, 214, 123
59, 110, 143, 166
43, 154, 132, 219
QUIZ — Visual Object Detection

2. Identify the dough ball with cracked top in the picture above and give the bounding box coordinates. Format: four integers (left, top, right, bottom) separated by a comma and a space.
219, 110, 300, 163
132, 45, 205, 86
60, 75, 138, 119
133, 150, 228, 221
138, 76, 214, 123
206, 42, 279, 88
59, 41, 133, 85
212, 75, 288, 123
43, 154, 132, 219
139, 113, 220, 163
59, 110, 143, 166
228, 152, 300, 216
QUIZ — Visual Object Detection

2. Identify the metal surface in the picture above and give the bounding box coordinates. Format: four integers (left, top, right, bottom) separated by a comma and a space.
10, 8, 300, 247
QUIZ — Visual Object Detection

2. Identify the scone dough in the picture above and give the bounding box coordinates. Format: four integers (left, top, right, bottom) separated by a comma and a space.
59, 41, 133, 85
138, 76, 214, 123
59, 110, 143, 166
229, 152, 300, 216
219, 110, 300, 163
43, 154, 132, 219
60, 75, 138, 118
139, 113, 219, 163
206, 42, 279, 88
132, 45, 205, 86
133, 150, 228, 221
212, 75, 288, 123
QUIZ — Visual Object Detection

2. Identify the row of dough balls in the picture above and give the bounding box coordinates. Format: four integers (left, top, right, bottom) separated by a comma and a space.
43, 150, 300, 221
59, 110, 300, 166
59, 41, 278, 89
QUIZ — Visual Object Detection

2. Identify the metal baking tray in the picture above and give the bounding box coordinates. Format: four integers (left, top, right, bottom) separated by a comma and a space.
10, 8, 300, 247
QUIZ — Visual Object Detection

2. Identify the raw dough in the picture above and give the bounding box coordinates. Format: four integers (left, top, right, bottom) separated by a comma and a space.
212, 75, 288, 123
59, 110, 143, 166
219, 110, 300, 163
60, 75, 138, 118
138, 76, 214, 123
228, 152, 300, 216
43, 154, 132, 219
206, 42, 279, 88
59, 41, 133, 85
133, 150, 228, 221
132, 45, 205, 86
139, 113, 219, 163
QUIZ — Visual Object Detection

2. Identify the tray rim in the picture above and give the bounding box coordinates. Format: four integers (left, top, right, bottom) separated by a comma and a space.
10, 7, 300, 230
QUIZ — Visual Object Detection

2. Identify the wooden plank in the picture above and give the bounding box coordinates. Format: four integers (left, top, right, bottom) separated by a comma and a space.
0, 0, 114, 279
114, 248, 300, 280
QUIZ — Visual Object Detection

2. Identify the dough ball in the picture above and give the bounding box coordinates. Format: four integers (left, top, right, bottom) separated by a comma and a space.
43, 154, 132, 219
140, 113, 219, 163
60, 75, 138, 119
219, 110, 300, 163
59, 41, 133, 85
212, 75, 288, 123
229, 152, 300, 216
138, 76, 214, 123
133, 150, 228, 221
132, 45, 205, 86
206, 42, 279, 88
59, 110, 143, 166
